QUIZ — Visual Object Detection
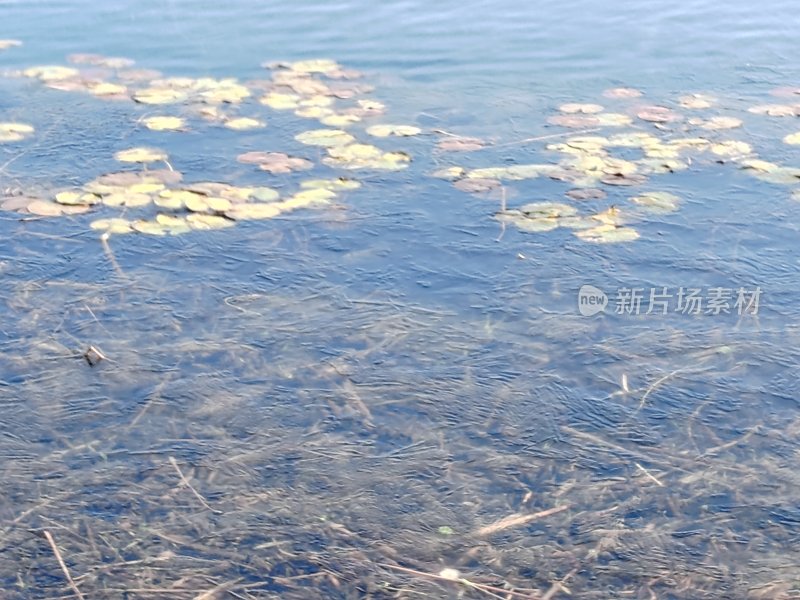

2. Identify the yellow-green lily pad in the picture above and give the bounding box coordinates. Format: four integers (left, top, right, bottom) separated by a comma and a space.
576, 224, 640, 243
366, 124, 422, 137
631, 191, 681, 213
90, 218, 133, 234
114, 147, 168, 163
224, 117, 266, 130
295, 129, 355, 147
143, 116, 186, 131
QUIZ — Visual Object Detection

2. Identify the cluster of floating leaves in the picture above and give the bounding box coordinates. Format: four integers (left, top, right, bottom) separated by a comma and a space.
1, 147, 362, 234
0, 51, 426, 235
434, 86, 800, 243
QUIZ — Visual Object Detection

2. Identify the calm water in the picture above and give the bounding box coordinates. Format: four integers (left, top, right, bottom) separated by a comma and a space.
2, 1, 800, 598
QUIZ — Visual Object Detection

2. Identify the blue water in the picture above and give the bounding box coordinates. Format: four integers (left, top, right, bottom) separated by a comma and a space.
2, 1, 800, 598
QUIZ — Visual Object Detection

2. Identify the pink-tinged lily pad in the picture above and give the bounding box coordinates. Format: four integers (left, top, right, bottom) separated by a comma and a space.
559, 103, 604, 114
547, 114, 600, 128
1, 196, 39, 211
436, 137, 486, 152
769, 87, 800, 98
236, 151, 313, 174
602, 87, 643, 99
747, 104, 799, 117
600, 173, 647, 186
453, 178, 501, 193
565, 188, 607, 201
636, 106, 681, 123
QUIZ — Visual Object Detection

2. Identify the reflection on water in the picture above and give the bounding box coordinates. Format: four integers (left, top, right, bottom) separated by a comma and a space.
2, 0, 800, 598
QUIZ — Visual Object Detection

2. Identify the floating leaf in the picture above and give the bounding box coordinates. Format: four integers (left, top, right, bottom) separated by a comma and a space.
631, 191, 681, 213
186, 213, 235, 230
320, 113, 361, 127
637, 158, 688, 174
595, 113, 633, 127
295, 106, 333, 119
299, 95, 334, 108
436, 137, 485, 151
643, 144, 681, 159
90, 218, 133, 234
201, 82, 250, 104
431, 166, 466, 180
27, 200, 67, 216
0, 122, 34, 142
323, 145, 410, 170
558, 216, 601, 229
667, 137, 711, 150
496, 210, 559, 232
155, 214, 191, 234
103, 192, 152, 207
607, 132, 661, 148
300, 178, 361, 191
565, 188, 607, 201
260, 92, 301, 110
114, 147, 168, 163
748, 104, 797, 117
295, 128, 355, 147
237, 151, 313, 174
288, 59, 341, 74
88, 82, 128, 98
710, 140, 751, 157
698, 116, 742, 130
226, 203, 284, 220
603, 87, 642, 99
281, 190, 335, 210
154, 195, 183, 209
600, 173, 647, 186
678, 94, 715, 109
366, 124, 422, 137
576, 224, 640, 243
68, 54, 135, 69
143, 116, 185, 131
1, 196, 39, 212
133, 87, 187, 105
559, 103, 604, 114
454, 178, 501, 193
470, 164, 559, 181
636, 106, 680, 123
248, 187, 281, 202
566, 136, 609, 152
55, 191, 100, 205
131, 220, 167, 235
547, 114, 600, 128
783, 132, 800, 145
130, 182, 165, 194
520, 202, 578, 218
224, 117, 266, 130
745, 166, 800, 185
23, 65, 79, 81
739, 159, 781, 173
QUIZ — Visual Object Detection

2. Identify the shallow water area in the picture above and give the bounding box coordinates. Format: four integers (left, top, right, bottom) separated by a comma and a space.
2, 1, 800, 599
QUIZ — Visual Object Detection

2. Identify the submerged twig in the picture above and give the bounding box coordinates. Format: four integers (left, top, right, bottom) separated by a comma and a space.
493, 128, 602, 148
377, 563, 540, 600
169, 457, 221, 514
100, 232, 126, 278
475, 504, 570, 536
42, 529, 85, 600
635, 462, 664, 486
